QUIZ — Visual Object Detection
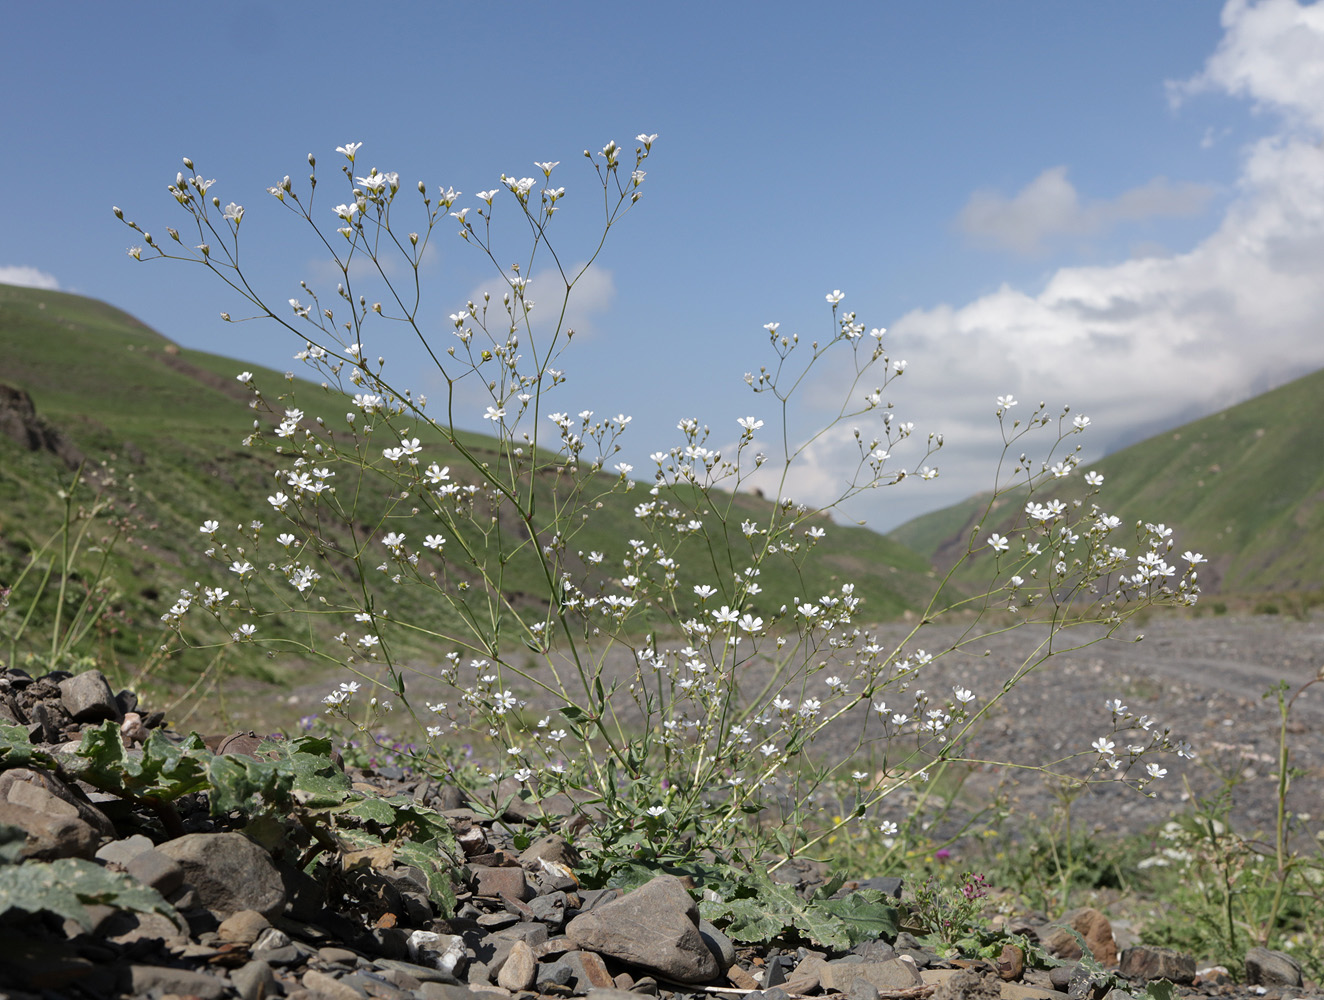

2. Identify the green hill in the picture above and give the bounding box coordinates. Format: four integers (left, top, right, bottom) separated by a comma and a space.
890, 366, 1324, 598
0, 285, 937, 728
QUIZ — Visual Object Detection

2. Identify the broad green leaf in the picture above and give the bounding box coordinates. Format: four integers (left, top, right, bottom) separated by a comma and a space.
0, 723, 46, 769
810, 891, 900, 948
0, 857, 177, 930
346, 795, 397, 826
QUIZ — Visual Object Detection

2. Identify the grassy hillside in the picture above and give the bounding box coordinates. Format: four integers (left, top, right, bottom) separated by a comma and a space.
0, 285, 938, 727
890, 366, 1324, 597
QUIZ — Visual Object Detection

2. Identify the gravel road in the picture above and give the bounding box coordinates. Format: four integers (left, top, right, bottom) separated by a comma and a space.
279, 610, 1324, 845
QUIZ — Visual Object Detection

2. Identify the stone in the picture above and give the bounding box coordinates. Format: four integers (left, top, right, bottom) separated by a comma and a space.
1118, 946, 1195, 984
129, 963, 228, 1000
125, 847, 186, 895
418, 985, 476, 1000
373, 958, 465, 985
156, 832, 287, 919
1040, 909, 1117, 967
563, 949, 617, 991
519, 833, 582, 868
999, 986, 1071, 1000
58, 670, 121, 722
471, 864, 535, 902
233, 959, 280, 1000
0, 766, 114, 860
529, 889, 569, 928
303, 968, 367, 1000
218, 909, 273, 945
998, 944, 1026, 981
96, 833, 154, 865
565, 874, 719, 984
698, 919, 735, 972
821, 958, 925, 993
406, 932, 468, 978
782, 954, 828, 994
497, 939, 537, 991
1244, 947, 1303, 988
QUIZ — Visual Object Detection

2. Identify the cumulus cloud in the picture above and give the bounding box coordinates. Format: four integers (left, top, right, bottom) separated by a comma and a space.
789, 0, 1324, 531
0, 266, 60, 290
958, 167, 1215, 254
1170, 0, 1324, 132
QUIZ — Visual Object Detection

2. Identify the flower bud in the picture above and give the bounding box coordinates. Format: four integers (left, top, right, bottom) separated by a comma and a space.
112, 206, 124, 220
183, 157, 194, 170
308, 153, 316, 168
212, 196, 220, 208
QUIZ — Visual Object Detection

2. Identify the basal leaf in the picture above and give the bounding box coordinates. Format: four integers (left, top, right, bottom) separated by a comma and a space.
0, 857, 177, 930
346, 795, 397, 827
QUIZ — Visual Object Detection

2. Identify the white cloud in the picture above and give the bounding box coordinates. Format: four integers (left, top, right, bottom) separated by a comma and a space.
789, 0, 1324, 531
1170, 0, 1324, 132
463, 262, 615, 344
0, 266, 60, 290
958, 167, 1215, 254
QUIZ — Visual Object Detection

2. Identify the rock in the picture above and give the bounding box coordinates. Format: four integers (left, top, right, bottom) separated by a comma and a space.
999, 986, 1071, 1000
373, 958, 465, 985
998, 944, 1026, 981
1244, 947, 1303, 988
129, 963, 228, 1000
930, 966, 1003, 1000
57, 670, 121, 722
519, 833, 581, 868
418, 985, 475, 1000
156, 832, 287, 919
562, 949, 617, 991
497, 939, 537, 991
406, 931, 467, 978
1040, 908, 1117, 967
1118, 946, 1196, 985
233, 959, 280, 1000
565, 874, 719, 983
0, 766, 114, 860
821, 958, 925, 992
95, 833, 154, 865
698, 918, 736, 972
783, 954, 829, 994
470, 863, 535, 902
303, 968, 365, 1000
218, 909, 273, 945
125, 847, 186, 895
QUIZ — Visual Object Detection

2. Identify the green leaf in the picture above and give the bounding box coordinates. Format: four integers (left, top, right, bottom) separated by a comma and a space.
0, 723, 45, 769
0, 857, 177, 930
809, 891, 900, 948
346, 795, 397, 827
1142, 981, 1176, 1000
394, 838, 459, 916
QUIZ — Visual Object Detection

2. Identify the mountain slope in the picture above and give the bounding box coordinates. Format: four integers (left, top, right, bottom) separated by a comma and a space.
889, 366, 1324, 595
0, 285, 939, 720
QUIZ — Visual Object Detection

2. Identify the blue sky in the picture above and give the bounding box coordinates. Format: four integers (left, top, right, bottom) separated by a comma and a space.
6, 1, 1323, 530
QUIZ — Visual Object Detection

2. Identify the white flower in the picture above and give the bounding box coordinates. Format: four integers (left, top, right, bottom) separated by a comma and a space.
494, 690, 517, 714
646, 805, 667, 817
484, 406, 506, 421
1182, 551, 1207, 565
988, 533, 1010, 553
336, 141, 363, 160
825, 289, 845, 305
1146, 763, 1168, 779
879, 820, 898, 836
424, 534, 445, 550
737, 416, 764, 432
1092, 737, 1116, 755
1085, 471, 1105, 486
200, 519, 219, 534
996, 394, 1017, 409
953, 686, 975, 704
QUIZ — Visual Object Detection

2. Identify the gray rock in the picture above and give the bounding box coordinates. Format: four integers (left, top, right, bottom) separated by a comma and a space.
156, 832, 287, 918
497, 939, 537, 991
566, 874, 719, 984
373, 958, 465, 985
698, 919, 735, 972
58, 670, 121, 722
520, 833, 582, 868
537, 959, 576, 988
0, 766, 114, 860
470, 863, 535, 901
129, 963, 228, 1000
530, 889, 569, 929
406, 931, 467, 977
1244, 947, 1303, 988
303, 967, 367, 1000
821, 958, 925, 993
232, 959, 279, 1000
418, 985, 476, 1000
126, 847, 185, 895
1118, 946, 1196, 985
96, 833, 154, 865
562, 949, 617, 992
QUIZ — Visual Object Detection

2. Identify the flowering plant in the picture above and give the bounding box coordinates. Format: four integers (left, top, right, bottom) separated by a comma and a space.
118, 135, 1201, 871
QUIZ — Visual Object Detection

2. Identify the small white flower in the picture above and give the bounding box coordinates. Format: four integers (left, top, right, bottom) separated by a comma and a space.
825, 289, 845, 305
200, 519, 220, 534
988, 533, 1010, 553
646, 805, 667, 817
